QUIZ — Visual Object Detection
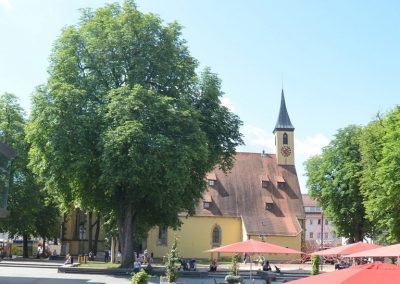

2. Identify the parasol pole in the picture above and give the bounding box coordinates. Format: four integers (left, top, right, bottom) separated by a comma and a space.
249, 253, 252, 282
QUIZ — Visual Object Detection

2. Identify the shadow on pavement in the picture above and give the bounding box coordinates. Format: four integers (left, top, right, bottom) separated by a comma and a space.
0, 277, 106, 284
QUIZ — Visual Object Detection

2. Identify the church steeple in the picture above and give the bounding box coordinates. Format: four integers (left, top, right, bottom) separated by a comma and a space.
273, 89, 294, 133
273, 89, 295, 166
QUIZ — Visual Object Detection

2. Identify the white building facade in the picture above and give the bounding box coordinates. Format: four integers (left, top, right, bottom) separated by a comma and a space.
302, 194, 341, 252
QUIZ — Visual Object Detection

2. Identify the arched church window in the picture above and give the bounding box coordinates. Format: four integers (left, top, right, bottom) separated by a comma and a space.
212, 225, 221, 246
158, 225, 168, 246
283, 133, 288, 145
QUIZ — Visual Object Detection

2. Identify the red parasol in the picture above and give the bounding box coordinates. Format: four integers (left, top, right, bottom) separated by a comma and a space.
347, 243, 400, 258
311, 241, 382, 256
206, 239, 303, 254
206, 239, 302, 282
288, 262, 400, 284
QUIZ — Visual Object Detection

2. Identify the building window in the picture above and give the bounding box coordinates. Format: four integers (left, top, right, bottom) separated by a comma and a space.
158, 226, 168, 246
212, 226, 221, 245
309, 219, 313, 225
261, 180, 268, 188
283, 133, 288, 144
309, 232, 313, 239
318, 219, 321, 225
208, 180, 215, 186
325, 220, 329, 225
203, 201, 210, 209
265, 203, 273, 210
324, 232, 328, 239
317, 233, 321, 239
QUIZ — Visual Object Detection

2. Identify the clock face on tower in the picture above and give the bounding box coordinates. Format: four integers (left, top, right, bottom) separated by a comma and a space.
281, 145, 291, 157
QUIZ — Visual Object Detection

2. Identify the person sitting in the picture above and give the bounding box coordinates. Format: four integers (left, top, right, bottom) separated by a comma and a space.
189, 258, 196, 271
64, 253, 72, 265
179, 258, 189, 271
263, 260, 272, 271
133, 259, 141, 273
144, 262, 153, 274
209, 259, 218, 272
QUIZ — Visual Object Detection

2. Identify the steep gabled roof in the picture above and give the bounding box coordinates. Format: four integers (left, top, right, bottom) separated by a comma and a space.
195, 152, 305, 237
273, 90, 294, 133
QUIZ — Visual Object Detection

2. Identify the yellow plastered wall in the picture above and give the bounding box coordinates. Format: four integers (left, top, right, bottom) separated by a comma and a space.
146, 216, 242, 260
249, 234, 302, 261
63, 210, 106, 256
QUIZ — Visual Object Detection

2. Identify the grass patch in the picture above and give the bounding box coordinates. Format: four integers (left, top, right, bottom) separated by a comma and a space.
78, 262, 121, 269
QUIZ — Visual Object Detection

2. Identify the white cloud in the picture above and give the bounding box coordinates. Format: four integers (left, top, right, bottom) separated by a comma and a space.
295, 133, 330, 161
0, 0, 12, 9
240, 124, 275, 153
220, 96, 235, 112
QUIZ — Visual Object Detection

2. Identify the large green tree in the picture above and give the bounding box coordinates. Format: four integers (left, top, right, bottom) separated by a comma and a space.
27, 1, 243, 267
0, 93, 60, 257
362, 107, 400, 242
359, 116, 386, 241
305, 125, 371, 242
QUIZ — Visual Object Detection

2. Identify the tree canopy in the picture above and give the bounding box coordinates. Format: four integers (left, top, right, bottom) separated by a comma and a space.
0, 93, 60, 256
27, 1, 243, 267
360, 108, 400, 242
305, 125, 371, 242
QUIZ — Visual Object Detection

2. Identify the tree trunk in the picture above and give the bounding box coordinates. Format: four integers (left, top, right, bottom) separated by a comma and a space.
88, 212, 93, 253
22, 234, 28, 258
42, 237, 46, 257
111, 236, 116, 263
117, 204, 134, 268
94, 216, 100, 255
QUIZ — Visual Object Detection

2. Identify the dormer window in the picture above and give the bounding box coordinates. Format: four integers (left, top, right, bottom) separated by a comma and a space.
277, 176, 285, 189
206, 173, 217, 186
265, 195, 274, 210
260, 175, 269, 188
203, 192, 212, 209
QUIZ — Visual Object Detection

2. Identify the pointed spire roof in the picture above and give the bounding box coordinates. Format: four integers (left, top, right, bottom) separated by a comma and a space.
273, 89, 294, 133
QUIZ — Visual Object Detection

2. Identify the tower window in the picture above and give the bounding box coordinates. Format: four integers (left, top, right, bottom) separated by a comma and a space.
265, 203, 273, 210
283, 133, 288, 145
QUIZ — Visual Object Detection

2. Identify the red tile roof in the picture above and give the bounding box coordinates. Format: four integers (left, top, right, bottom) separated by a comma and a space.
302, 194, 318, 206
195, 152, 305, 237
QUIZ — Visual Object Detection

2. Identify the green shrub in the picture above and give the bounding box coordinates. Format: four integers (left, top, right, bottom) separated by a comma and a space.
229, 254, 240, 276
165, 238, 179, 283
311, 255, 320, 275
131, 269, 149, 284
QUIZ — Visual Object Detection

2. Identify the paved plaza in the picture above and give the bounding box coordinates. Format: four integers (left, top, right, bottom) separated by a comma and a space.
0, 260, 334, 284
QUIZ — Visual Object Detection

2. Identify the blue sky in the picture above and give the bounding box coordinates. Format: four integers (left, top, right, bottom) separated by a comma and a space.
1, 0, 399, 192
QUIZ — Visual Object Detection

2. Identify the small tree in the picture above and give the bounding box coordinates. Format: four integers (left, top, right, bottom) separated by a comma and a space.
229, 254, 240, 276
165, 238, 179, 283
131, 269, 149, 284
311, 255, 320, 275
225, 254, 242, 283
